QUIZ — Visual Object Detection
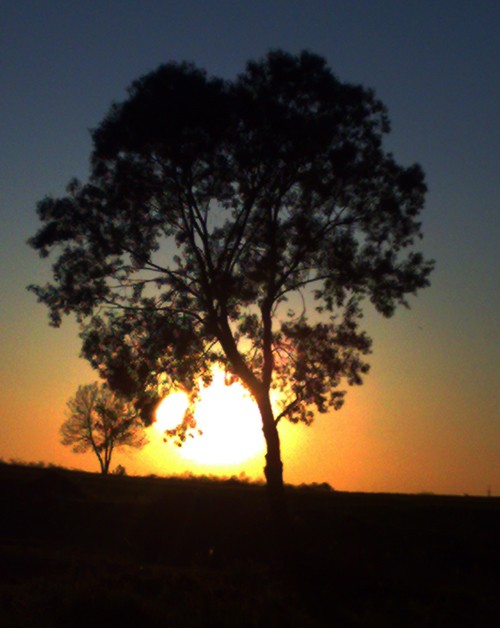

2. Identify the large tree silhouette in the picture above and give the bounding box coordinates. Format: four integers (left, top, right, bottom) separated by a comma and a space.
29, 51, 433, 514
61, 382, 147, 475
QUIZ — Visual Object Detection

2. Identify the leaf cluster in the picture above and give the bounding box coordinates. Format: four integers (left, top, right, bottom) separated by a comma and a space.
29, 50, 433, 427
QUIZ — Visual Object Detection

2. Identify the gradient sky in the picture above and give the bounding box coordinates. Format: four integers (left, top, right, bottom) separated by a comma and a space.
1, 0, 498, 495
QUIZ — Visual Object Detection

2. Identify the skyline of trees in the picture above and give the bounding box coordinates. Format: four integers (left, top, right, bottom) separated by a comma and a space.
29, 50, 433, 516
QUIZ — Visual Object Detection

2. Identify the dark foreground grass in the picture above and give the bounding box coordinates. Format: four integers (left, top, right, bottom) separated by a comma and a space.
0, 463, 498, 626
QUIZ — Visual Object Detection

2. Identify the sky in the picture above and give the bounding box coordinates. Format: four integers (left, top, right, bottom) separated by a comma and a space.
0, 0, 498, 495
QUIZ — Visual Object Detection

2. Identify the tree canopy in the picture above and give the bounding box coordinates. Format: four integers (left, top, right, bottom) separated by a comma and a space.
61, 382, 147, 475
29, 50, 433, 500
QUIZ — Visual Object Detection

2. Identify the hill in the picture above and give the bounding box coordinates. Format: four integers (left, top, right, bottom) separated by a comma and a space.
0, 463, 498, 626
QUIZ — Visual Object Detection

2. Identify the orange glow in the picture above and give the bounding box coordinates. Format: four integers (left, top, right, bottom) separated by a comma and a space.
154, 367, 265, 465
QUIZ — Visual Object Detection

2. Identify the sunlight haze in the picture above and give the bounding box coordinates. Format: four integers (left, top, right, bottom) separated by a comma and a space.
0, 1, 498, 496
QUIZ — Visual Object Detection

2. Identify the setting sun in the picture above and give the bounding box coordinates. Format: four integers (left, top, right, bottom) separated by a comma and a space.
154, 368, 265, 465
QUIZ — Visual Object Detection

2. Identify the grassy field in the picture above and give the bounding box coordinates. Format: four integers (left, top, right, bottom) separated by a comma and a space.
0, 462, 498, 626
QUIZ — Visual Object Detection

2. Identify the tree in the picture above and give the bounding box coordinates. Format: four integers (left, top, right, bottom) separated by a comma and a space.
60, 382, 147, 475
29, 50, 433, 514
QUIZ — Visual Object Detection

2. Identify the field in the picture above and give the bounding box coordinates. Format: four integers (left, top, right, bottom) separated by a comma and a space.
0, 463, 498, 626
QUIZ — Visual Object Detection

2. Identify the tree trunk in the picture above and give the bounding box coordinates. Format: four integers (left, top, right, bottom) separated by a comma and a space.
256, 392, 288, 525
93, 446, 107, 475
100, 458, 109, 475
103, 448, 112, 475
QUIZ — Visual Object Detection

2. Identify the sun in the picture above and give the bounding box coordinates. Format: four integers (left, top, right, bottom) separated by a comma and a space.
154, 367, 265, 465
155, 391, 190, 432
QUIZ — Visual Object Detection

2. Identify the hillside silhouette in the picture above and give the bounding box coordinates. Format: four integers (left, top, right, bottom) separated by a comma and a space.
1, 462, 498, 626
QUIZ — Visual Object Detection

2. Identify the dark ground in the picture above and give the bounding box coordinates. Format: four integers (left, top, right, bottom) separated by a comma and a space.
0, 462, 498, 626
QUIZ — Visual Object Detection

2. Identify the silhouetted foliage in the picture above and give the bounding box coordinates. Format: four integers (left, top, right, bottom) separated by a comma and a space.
29, 50, 433, 509
112, 464, 127, 476
60, 383, 147, 474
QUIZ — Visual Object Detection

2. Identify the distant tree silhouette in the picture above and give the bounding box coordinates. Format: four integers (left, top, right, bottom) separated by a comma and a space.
112, 464, 127, 476
29, 50, 433, 516
60, 383, 147, 475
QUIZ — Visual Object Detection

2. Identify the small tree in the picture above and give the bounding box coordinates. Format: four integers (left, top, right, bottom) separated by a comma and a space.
60, 382, 147, 474
30, 50, 433, 515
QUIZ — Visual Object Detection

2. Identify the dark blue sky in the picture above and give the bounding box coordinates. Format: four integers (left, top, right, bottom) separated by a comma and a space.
1, 1, 498, 492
